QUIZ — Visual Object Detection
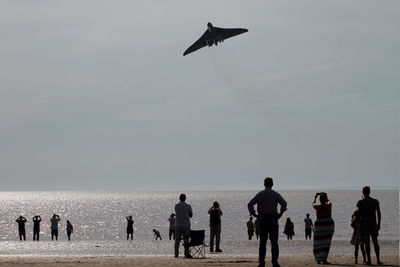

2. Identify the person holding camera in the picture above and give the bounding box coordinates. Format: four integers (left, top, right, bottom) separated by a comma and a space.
312, 192, 334, 264
208, 201, 223, 253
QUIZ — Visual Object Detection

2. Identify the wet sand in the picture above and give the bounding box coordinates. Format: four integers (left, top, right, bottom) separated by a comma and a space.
0, 254, 398, 267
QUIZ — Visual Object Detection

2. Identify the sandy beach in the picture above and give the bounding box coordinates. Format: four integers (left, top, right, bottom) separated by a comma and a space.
0, 254, 398, 267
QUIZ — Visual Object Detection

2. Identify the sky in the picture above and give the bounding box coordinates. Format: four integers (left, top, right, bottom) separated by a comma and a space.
0, 0, 399, 191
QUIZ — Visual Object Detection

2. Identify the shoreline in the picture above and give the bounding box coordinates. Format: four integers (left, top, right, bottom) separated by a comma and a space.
0, 254, 398, 266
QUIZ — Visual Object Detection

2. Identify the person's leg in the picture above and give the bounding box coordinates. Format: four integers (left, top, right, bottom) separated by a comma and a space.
23, 233, 26, 241
258, 231, 267, 267
371, 234, 382, 264
354, 245, 359, 264
183, 227, 191, 257
37, 232, 40, 241
215, 224, 221, 251
174, 227, 183, 257
364, 235, 371, 264
269, 220, 280, 266
33, 231, 36, 241
169, 229, 172, 240
360, 243, 366, 262
258, 218, 268, 267
51, 230, 54, 241
210, 226, 215, 251
19, 234, 22, 241
55, 230, 58, 241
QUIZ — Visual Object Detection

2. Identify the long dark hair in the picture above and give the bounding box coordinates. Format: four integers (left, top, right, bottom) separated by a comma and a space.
319, 192, 329, 205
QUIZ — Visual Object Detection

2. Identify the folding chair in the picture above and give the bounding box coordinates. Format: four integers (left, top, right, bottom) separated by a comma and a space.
187, 230, 206, 258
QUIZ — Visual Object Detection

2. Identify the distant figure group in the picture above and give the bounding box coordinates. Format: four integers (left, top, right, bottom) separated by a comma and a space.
12, 181, 383, 266
15, 214, 73, 241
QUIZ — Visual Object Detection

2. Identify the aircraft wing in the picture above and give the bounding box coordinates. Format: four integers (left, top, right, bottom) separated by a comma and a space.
183, 30, 210, 56
214, 27, 248, 41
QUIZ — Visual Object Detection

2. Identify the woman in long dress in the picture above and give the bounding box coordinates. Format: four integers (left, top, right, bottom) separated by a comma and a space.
312, 192, 334, 264
283, 217, 295, 240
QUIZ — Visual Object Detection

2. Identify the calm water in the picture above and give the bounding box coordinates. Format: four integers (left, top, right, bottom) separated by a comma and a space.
0, 190, 398, 256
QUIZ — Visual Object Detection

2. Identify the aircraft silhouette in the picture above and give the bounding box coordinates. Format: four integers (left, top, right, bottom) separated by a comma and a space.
183, 22, 248, 56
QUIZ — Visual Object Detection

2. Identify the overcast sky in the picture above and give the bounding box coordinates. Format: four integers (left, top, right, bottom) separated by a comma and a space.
0, 0, 399, 191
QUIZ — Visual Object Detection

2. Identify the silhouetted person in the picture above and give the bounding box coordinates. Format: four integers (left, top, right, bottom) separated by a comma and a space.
351, 209, 366, 264
66, 220, 73, 241
32, 215, 42, 241
16, 216, 27, 241
174, 193, 193, 258
247, 217, 254, 240
126, 216, 134, 240
208, 201, 223, 252
168, 213, 176, 240
248, 177, 287, 267
313, 192, 334, 264
153, 229, 162, 240
283, 217, 295, 240
304, 213, 313, 240
254, 218, 260, 240
357, 186, 382, 265
50, 214, 61, 241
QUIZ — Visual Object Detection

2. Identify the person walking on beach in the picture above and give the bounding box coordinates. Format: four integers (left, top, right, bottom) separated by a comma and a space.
312, 192, 334, 264
208, 201, 223, 252
32, 215, 42, 241
16, 215, 27, 241
357, 186, 383, 265
247, 217, 255, 240
168, 213, 176, 240
248, 177, 287, 267
304, 213, 313, 240
283, 217, 295, 240
126, 215, 134, 240
50, 214, 61, 241
153, 229, 162, 240
174, 193, 193, 258
254, 218, 260, 240
351, 209, 366, 264
66, 220, 73, 241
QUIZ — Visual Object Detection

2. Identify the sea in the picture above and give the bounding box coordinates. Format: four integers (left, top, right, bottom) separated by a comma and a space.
0, 190, 398, 256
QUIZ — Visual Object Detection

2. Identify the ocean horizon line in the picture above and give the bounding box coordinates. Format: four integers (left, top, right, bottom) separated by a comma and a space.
0, 186, 397, 193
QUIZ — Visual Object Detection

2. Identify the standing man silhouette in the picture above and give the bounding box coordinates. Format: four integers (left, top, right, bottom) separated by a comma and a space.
357, 186, 383, 265
174, 193, 193, 258
248, 177, 287, 267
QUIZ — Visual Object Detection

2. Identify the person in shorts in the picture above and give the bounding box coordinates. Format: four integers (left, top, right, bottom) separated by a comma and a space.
356, 186, 382, 265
